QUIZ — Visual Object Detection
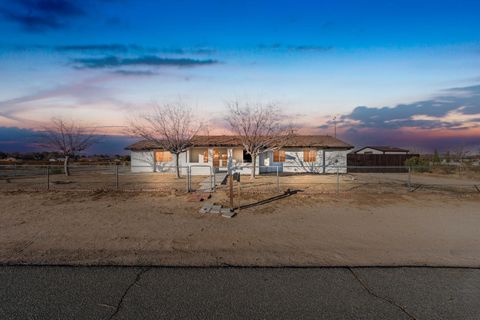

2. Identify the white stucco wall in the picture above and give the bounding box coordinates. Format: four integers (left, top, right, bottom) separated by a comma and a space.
324, 149, 348, 173
131, 151, 155, 172
131, 147, 349, 175
260, 148, 325, 173
230, 156, 260, 176
131, 150, 191, 174
155, 151, 188, 175
131, 149, 254, 176
259, 148, 349, 174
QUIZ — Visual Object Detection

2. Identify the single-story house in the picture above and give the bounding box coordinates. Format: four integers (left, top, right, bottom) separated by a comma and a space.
126, 135, 353, 175
353, 146, 409, 155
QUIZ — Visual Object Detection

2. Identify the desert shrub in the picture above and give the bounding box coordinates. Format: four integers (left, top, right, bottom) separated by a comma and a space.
461, 162, 480, 177
405, 156, 430, 172
432, 164, 457, 175
432, 149, 441, 164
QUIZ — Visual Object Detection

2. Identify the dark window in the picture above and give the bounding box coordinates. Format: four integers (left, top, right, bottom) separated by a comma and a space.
243, 150, 252, 163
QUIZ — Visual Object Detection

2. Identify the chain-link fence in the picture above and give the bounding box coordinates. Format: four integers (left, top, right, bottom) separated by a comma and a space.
0, 164, 195, 193
232, 165, 480, 195
1, 163, 479, 194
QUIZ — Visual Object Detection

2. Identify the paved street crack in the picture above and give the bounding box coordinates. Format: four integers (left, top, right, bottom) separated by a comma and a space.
106, 267, 151, 320
348, 268, 417, 320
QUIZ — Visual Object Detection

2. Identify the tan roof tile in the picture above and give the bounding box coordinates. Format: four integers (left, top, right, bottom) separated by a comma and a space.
126, 135, 353, 150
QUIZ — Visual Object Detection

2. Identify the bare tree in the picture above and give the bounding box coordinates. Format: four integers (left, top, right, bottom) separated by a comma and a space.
38, 118, 99, 176
226, 101, 295, 179
129, 103, 202, 178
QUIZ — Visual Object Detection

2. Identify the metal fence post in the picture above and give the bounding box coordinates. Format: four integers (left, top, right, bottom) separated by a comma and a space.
276, 166, 280, 193
213, 168, 216, 192
336, 167, 340, 194
210, 167, 213, 191
115, 164, 119, 190
46, 165, 50, 191
407, 166, 411, 191
189, 166, 192, 192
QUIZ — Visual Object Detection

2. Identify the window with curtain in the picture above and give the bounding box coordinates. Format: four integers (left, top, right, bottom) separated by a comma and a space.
155, 150, 173, 162
273, 150, 286, 162
303, 149, 316, 162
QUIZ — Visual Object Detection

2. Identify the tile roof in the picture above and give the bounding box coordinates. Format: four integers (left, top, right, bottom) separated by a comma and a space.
356, 146, 409, 153
126, 135, 353, 150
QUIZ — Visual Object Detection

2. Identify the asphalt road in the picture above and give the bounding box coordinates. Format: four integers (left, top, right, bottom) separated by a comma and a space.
1, 266, 480, 320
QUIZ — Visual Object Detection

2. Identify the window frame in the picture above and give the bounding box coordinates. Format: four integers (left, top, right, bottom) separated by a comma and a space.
203, 150, 209, 163
155, 150, 173, 162
273, 150, 286, 162
303, 149, 317, 163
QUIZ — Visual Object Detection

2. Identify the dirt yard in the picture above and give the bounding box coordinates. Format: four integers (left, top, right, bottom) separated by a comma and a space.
0, 169, 205, 192
2, 169, 479, 195
1, 188, 479, 267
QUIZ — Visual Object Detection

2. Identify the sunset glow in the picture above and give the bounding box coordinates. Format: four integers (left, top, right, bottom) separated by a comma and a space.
1, 0, 479, 154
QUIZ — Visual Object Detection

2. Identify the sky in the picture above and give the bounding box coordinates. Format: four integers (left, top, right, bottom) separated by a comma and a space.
0, 0, 479, 154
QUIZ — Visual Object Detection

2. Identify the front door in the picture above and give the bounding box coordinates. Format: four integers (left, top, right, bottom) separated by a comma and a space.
212, 149, 228, 168
213, 149, 220, 167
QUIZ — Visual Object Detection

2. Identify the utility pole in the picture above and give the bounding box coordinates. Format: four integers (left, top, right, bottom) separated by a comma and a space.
333, 116, 337, 138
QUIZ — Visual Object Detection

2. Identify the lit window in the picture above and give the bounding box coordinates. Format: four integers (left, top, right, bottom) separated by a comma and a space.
303, 149, 316, 162
155, 150, 173, 162
273, 150, 286, 162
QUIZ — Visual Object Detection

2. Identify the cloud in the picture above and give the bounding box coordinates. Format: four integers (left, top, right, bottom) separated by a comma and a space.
162, 47, 217, 55
0, 0, 85, 31
335, 84, 480, 131
0, 11, 62, 30
190, 48, 217, 55
112, 70, 158, 76
0, 126, 135, 154
340, 127, 480, 154
315, 84, 480, 152
56, 44, 132, 53
27, 0, 84, 15
73, 55, 219, 69
0, 75, 129, 124
57, 44, 216, 55
55, 44, 161, 54
0, 126, 37, 142
1, 43, 218, 57
288, 45, 333, 52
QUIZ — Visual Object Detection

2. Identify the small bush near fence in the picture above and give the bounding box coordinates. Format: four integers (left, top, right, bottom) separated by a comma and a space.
404, 156, 430, 173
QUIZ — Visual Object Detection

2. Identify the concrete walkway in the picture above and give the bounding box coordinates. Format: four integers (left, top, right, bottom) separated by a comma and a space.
1, 266, 479, 319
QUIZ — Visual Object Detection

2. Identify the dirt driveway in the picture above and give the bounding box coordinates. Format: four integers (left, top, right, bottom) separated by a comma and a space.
1, 189, 479, 267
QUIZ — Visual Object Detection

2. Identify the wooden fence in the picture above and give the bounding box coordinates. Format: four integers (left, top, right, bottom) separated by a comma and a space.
347, 154, 419, 172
